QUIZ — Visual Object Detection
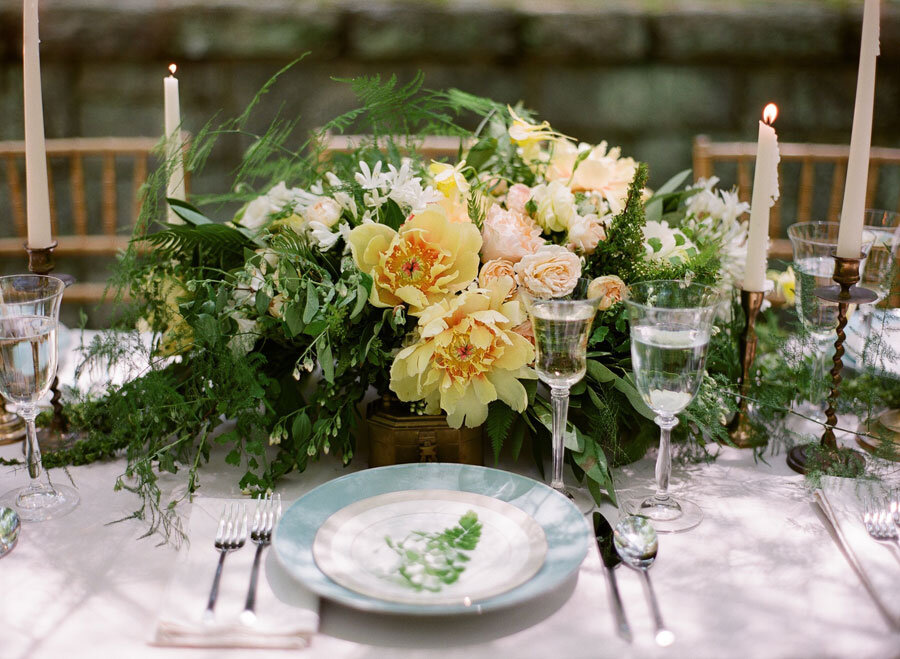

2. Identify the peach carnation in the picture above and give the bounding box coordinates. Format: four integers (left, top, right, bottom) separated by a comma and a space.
480, 205, 545, 263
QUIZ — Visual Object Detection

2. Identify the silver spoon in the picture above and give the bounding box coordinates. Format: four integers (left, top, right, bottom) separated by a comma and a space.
614, 515, 674, 647
0, 507, 20, 558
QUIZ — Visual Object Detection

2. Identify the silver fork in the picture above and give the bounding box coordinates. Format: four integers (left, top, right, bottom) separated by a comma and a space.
240, 492, 282, 625
204, 503, 247, 621
863, 498, 900, 565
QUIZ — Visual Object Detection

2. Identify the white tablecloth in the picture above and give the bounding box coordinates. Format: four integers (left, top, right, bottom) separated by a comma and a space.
1, 333, 898, 658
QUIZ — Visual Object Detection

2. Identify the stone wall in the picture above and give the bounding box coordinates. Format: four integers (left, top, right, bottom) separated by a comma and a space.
1, 0, 899, 320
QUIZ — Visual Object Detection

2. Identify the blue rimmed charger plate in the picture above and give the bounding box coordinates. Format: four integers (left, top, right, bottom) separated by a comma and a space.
272, 463, 591, 616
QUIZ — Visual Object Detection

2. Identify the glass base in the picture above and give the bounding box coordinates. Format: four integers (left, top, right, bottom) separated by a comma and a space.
552, 485, 596, 514
1, 483, 79, 522
624, 495, 702, 533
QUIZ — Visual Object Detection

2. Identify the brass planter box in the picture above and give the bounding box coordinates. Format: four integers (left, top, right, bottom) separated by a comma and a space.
366, 397, 484, 468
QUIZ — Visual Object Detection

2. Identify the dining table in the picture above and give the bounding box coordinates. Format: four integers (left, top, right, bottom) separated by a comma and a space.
1, 330, 898, 659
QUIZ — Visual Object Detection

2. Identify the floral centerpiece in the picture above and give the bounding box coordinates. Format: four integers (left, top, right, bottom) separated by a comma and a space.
50, 72, 751, 535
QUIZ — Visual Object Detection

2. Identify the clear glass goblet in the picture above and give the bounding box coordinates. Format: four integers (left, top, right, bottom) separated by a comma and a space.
788, 222, 874, 419
0, 274, 78, 522
860, 209, 900, 304
623, 280, 719, 533
519, 278, 602, 510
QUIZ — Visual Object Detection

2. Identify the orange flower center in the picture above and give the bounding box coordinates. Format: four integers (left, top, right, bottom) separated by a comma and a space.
434, 328, 494, 383
384, 234, 439, 287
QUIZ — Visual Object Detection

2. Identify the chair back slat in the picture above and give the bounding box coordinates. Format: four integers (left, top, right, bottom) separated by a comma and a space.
864, 162, 879, 209
770, 161, 783, 238
737, 160, 751, 204
70, 155, 88, 235
797, 159, 815, 223
46, 160, 58, 236
102, 152, 117, 236
132, 154, 147, 225
693, 138, 900, 261
6, 155, 26, 238
828, 161, 847, 222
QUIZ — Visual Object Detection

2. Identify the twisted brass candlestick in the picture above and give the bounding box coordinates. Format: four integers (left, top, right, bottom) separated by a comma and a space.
23, 242, 72, 444
728, 290, 766, 448
786, 254, 877, 474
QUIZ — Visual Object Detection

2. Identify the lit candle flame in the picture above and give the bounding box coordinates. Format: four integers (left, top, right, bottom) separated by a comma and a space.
168, 63, 177, 77
763, 103, 778, 125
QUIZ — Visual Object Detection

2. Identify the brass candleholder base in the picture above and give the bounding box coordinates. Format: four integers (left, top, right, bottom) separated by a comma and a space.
787, 253, 877, 475
728, 290, 767, 448
0, 408, 26, 445
856, 409, 900, 461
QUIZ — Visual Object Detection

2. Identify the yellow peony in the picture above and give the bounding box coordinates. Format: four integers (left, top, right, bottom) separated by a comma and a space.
390, 278, 536, 428
348, 203, 482, 315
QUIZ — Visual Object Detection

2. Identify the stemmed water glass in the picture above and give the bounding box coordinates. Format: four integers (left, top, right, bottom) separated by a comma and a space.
0, 274, 77, 522
520, 278, 602, 510
623, 280, 718, 533
788, 222, 874, 419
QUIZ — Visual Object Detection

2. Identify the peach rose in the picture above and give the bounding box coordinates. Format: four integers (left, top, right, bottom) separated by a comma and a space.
479, 258, 518, 296
481, 205, 545, 263
514, 245, 581, 298
588, 275, 627, 310
511, 319, 535, 346
566, 214, 608, 254
505, 183, 532, 214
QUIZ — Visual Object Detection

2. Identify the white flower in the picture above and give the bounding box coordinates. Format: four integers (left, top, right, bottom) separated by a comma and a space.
228, 316, 260, 357
530, 181, 577, 233
355, 161, 387, 191
643, 220, 697, 263
386, 160, 443, 212
307, 221, 342, 251
238, 181, 303, 232
303, 197, 342, 228
566, 213, 608, 255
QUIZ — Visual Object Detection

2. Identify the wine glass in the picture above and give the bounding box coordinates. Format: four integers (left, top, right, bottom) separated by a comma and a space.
623, 280, 718, 533
519, 278, 602, 510
0, 274, 78, 522
788, 222, 874, 419
860, 210, 900, 303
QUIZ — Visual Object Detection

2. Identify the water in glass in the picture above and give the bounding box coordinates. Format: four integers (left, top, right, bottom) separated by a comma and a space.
631, 324, 709, 415
0, 316, 58, 404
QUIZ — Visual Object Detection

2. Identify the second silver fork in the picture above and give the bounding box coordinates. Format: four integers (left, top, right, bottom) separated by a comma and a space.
240, 492, 282, 625
204, 503, 248, 621
863, 498, 900, 566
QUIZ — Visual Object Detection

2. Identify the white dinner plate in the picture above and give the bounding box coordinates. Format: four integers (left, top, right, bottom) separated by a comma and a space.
312, 489, 548, 606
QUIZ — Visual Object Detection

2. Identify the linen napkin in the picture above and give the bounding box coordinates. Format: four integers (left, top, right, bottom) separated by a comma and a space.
154, 497, 319, 649
815, 478, 900, 630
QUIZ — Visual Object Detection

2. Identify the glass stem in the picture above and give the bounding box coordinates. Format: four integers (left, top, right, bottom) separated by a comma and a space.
550, 386, 570, 492
654, 415, 678, 502
19, 406, 43, 483
812, 341, 827, 403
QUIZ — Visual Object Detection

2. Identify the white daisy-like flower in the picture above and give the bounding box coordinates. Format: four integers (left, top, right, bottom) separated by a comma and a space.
643, 220, 697, 263
355, 161, 387, 191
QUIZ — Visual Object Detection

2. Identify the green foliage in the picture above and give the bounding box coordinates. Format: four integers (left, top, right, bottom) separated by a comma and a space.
585, 163, 648, 283
385, 511, 483, 591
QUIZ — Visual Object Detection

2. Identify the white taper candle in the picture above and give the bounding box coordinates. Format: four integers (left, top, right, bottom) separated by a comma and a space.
836, 0, 880, 259
23, 0, 53, 249
164, 64, 185, 223
743, 104, 780, 292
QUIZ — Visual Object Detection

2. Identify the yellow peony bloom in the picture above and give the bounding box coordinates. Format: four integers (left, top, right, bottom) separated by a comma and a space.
348, 203, 482, 315
390, 278, 536, 428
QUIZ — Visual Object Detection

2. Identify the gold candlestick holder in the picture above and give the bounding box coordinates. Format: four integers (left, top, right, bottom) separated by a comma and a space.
786, 253, 876, 474
728, 290, 767, 448
23, 242, 74, 446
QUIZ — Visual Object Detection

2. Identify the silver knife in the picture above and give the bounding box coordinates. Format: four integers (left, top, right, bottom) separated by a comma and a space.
593, 512, 633, 642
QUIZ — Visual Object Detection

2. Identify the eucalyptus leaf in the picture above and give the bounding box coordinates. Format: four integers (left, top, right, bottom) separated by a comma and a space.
303, 282, 319, 324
